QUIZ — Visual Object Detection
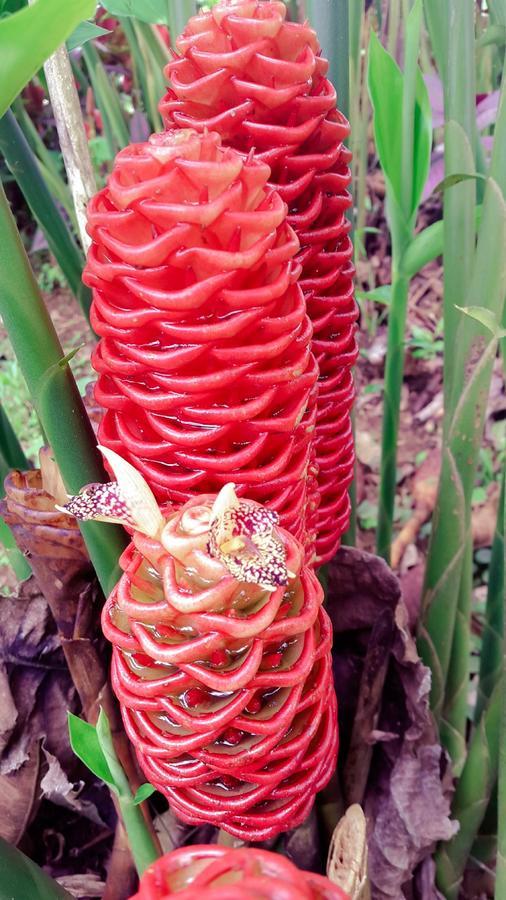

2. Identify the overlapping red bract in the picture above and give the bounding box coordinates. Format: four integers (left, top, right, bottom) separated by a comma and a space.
85, 129, 319, 557
132, 845, 349, 899
160, 0, 358, 563
102, 495, 337, 841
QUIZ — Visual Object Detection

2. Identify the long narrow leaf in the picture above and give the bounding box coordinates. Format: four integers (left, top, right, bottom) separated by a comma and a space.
0, 183, 127, 595
82, 42, 130, 156
0, 0, 95, 115
0, 110, 91, 320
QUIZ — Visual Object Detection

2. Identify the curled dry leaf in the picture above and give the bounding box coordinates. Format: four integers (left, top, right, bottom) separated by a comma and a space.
0, 578, 76, 844
328, 805, 370, 899
327, 547, 457, 900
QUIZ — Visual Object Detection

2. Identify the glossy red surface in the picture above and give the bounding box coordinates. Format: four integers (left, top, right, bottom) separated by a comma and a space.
86, 129, 319, 560
102, 494, 338, 840
131, 845, 349, 899
160, 0, 358, 563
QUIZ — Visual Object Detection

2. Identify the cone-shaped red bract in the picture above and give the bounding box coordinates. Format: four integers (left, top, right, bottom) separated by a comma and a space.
85, 129, 319, 559
102, 491, 337, 841
160, 0, 357, 564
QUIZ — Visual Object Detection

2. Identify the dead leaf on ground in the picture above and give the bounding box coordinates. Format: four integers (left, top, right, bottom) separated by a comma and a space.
56, 872, 106, 898
328, 547, 457, 900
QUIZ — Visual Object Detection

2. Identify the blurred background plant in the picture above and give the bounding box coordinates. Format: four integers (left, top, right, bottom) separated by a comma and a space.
0, 1, 504, 898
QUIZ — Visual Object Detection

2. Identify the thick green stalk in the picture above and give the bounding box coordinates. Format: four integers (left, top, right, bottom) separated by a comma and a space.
475, 472, 505, 723
0, 183, 126, 595
306, 0, 349, 119
0, 837, 72, 900
0, 110, 91, 321
387, 0, 401, 58
420, 68, 506, 719
436, 678, 502, 899
423, 0, 448, 82
442, 0, 477, 412
82, 42, 130, 156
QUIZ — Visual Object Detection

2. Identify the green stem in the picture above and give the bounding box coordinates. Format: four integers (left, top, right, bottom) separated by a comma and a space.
0, 110, 91, 321
436, 678, 502, 899
306, 0, 350, 120
387, 0, 401, 58
375, 271, 409, 561
0, 182, 126, 595
97, 711, 159, 876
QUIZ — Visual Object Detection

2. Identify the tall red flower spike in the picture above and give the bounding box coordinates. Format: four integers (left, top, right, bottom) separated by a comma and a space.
85, 129, 319, 559
160, 0, 358, 564
101, 489, 338, 841
132, 845, 349, 899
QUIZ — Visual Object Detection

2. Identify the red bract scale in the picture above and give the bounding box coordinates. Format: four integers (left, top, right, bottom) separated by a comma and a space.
131, 845, 349, 899
102, 493, 338, 841
85, 129, 319, 559
160, 0, 358, 564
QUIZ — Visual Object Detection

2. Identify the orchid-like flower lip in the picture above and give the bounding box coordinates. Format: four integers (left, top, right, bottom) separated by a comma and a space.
56, 446, 165, 539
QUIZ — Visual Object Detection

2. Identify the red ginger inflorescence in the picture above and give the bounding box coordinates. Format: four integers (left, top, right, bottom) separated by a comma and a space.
131, 845, 349, 899
86, 128, 319, 560
101, 489, 337, 841
160, 0, 358, 564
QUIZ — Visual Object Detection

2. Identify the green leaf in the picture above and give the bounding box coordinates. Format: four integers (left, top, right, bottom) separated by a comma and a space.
67, 21, 111, 51
433, 172, 488, 194
0, 837, 73, 899
101, 0, 169, 24
68, 712, 117, 789
368, 30, 404, 213
0, 0, 95, 116
133, 783, 156, 805
356, 285, 392, 305
455, 305, 506, 339
411, 68, 432, 215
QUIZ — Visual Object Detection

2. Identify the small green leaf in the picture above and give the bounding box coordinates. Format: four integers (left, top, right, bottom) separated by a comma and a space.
133, 783, 156, 805
455, 305, 506, 339
67, 21, 111, 51
433, 172, 488, 194
68, 712, 117, 789
356, 285, 392, 306
101, 0, 169, 24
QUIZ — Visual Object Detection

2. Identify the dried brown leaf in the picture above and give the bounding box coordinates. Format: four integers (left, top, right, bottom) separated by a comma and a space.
327, 548, 457, 900
0, 746, 40, 843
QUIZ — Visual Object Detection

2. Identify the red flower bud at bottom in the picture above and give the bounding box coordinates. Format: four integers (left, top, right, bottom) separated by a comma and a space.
102, 491, 338, 841
131, 845, 350, 899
